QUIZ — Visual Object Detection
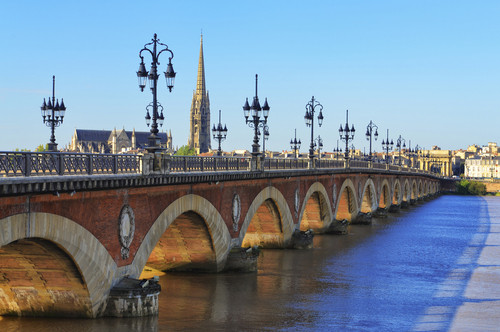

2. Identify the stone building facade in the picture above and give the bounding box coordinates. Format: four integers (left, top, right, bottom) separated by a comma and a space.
70, 128, 172, 154
188, 34, 211, 154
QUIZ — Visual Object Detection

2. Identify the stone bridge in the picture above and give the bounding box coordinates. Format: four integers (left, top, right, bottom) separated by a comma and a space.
0, 152, 447, 318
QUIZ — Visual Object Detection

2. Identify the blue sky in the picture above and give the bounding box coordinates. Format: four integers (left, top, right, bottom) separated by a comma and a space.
1, 0, 499, 153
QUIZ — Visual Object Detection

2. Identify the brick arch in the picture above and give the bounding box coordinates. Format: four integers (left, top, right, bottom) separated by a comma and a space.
143, 211, 218, 273
392, 179, 402, 205
132, 194, 231, 274
360, 178, 377, 213
411, 180, 418, 200
403, 179, 410, 202
239, 186, 294, 248
298, 182, 333, 233
378, 179, 391, 209
335, 178, 359, 221
0, 213, 116, 318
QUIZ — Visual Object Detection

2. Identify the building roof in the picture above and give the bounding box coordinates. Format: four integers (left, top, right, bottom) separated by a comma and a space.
75, 129, 169, 148
75, 129, 111, 142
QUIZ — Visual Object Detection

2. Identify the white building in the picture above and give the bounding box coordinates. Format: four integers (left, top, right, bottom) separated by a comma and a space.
465, 156, 500, 179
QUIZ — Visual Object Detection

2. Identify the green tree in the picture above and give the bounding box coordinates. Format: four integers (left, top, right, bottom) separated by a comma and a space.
175, 145, 196, 156
468, 181, 486, 195
456, 179, 486, 195
34, 144, 49, 152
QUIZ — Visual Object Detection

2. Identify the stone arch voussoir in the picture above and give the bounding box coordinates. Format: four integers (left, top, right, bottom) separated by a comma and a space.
239, 186, 294, 247
132, 194, 232, 274
0, 213, 116, 318
298, 181, 333, 233
335, 178, 359, 221
360, 178, 378, 213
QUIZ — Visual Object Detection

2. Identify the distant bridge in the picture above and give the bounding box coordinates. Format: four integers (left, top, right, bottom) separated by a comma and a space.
0, 152, 450, 318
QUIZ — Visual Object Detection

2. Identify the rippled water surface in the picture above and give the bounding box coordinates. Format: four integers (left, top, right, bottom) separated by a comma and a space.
2, 195, 495, 331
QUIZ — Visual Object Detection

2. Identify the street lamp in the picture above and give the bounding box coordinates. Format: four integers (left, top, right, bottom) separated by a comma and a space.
258, 125, 270, 159
212, 110, 228, 156
365, 120, 378, 161
137, 33, 176, 152
290, 128, 301, 158
304, 96, 324, 163
396, 135, 406, 166
381, 129, 394, 164
339, 109, 355, 161
243, 74, 270, 160
333, 140, 342, 161
40, 76, 66, 152
314, 135, 323, 159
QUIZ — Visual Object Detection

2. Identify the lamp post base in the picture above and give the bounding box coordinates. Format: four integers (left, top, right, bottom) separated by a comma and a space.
47, 142, 58, 152
250, 155, 263, 172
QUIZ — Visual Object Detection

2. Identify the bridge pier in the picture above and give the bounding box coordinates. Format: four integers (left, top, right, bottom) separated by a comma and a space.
388, 204, 401, 213
352, 212, 372, 225
223, 246, 260, 272
373, 207, 389, 218
326, 219, 349, 234
289, 229, 314, 249
103, 277, 160, 317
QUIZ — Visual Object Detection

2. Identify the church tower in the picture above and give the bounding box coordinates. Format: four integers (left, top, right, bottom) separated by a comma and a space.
188, 34, 211, 154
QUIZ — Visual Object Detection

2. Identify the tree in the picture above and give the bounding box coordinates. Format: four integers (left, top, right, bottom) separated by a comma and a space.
175, 145, 196, 156
456, 179, 486, 195
35, 144, 49, 152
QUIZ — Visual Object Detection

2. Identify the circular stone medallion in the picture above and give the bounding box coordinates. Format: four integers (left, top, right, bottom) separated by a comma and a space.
232, 194, 241, 232
119, 205, 135, 259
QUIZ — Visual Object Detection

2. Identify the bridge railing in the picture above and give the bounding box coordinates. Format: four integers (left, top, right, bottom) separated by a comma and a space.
0, 151, 440, 178
0, 151, 141, 177
169, 156, 250, 172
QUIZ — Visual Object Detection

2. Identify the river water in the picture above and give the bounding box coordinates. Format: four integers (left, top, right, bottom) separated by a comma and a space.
2, 195, 499, 331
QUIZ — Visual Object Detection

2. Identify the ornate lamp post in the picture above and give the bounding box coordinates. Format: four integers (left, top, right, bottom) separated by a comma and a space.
212, 110, 228, 156
136, 33, 176, 152
259, 125, 270, 159
339, 109, 355, 163
243, 74, 270, 170
412, 144, 421, 168
40, 76, 66, 152
333, 140, 342, 161
365, 120, 378, 161
396, 135, 406, 166
381, 129, 394, 164
314, 135, 323, 159
290, 128, 301, 158
304, 96, 324, 166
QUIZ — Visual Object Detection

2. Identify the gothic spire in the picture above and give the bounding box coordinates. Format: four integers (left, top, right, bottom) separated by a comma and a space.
197, 33, 206, 94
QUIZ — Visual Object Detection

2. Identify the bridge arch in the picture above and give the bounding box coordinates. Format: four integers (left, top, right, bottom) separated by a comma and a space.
403, 179, 410, 202
132, 194, 231, 275
411, 180, 418, 200
298, 182, 333, 233
360, 178, 377, 213
240, 186, 294, 248
0, 213, 115, 318
418, 180, 423, 198
335, 179, 359, 221
378, 179, 391, 209
392, 179, 402, 205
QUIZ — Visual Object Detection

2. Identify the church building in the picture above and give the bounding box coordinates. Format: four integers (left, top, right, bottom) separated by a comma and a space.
188, 34, 211, 154
69, 128, 172, 154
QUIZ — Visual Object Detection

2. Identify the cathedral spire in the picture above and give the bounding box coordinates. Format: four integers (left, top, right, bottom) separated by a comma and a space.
197, 34, 206, 94
189, 33, 211, 154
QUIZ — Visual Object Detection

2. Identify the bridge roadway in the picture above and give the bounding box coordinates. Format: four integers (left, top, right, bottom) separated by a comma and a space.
0, 152, 450, 318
